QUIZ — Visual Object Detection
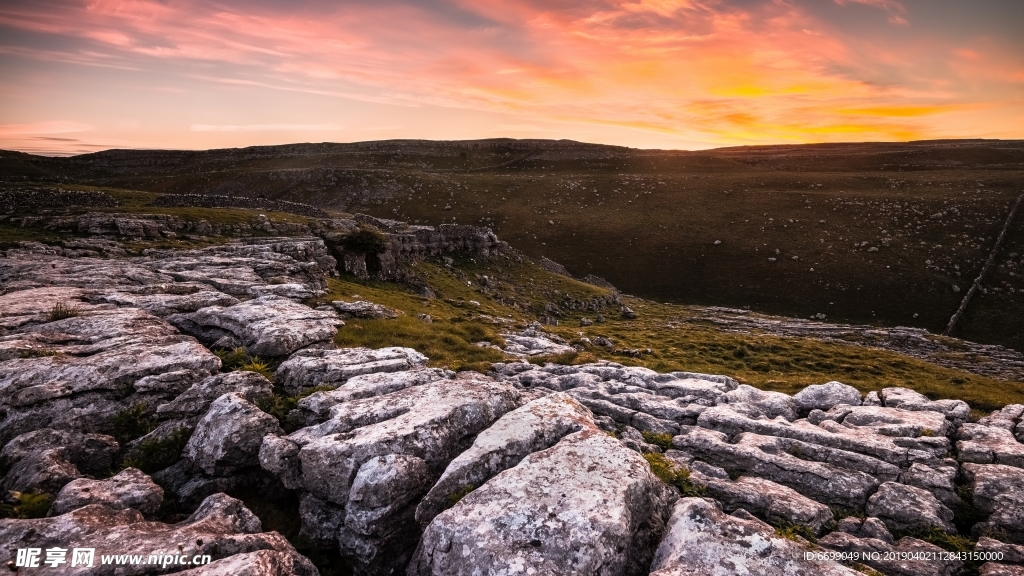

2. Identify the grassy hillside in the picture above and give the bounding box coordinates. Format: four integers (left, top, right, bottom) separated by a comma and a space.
3, 139, 1022, 351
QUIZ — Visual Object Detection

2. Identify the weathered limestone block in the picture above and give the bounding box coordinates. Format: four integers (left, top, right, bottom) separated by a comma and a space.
672, 427, 879, 510
648, 498, 860, 576
409, 430, 675, 576
416, 392, 595, 527
185, 394, 284, 476
0, 493, 316, 576
699, 475, 835, 534
819, 531, 963, 576
958, 423, 1024, 468
49, 467, 163, 516
865, 481, 955, 533
276, 347, 428, 395
962, 463, 1024, 544
170, 295, 342, 357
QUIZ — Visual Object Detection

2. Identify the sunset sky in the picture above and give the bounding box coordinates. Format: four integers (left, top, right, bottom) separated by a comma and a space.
1, 0, 1022, 155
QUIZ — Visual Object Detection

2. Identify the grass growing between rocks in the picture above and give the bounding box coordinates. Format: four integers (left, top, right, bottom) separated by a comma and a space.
257, 385, 337, 433
642, 453, 707, 497
773, 520, 818, 544
0, 491, 53, 519
110, 402, 156, 445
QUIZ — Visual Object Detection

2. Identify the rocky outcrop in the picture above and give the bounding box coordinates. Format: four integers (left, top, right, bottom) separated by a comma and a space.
331, 300, 399, 319
818, 531, 963, 576
963, 463, 1024, 543
865, 481, 956, 533
185, 394, 284, 476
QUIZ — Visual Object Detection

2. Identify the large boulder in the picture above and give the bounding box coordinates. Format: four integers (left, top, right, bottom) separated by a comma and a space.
409, 429, 675, 576
881, 387, 970, 427
156, 371, 274, 420
49, 467, 163, 516
648, 497, 860, 576
185, 394, 284, 476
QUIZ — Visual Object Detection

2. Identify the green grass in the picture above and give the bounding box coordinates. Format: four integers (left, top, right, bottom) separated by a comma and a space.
774, 519, 818, 544
0, 491, 53, 519
257, 384, 337, 433
642, 452, 707, 497
641, 431, 674, 451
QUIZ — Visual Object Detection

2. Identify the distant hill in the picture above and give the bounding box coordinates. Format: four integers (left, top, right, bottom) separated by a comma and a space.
3, 138, 1023, 351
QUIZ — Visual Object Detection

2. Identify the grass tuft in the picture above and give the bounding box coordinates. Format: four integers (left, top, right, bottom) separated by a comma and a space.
774, 519, 818, 543
0, 491, 53, 519
46, 301, 81, 322
641, 431, 674, 451
643, 452, 707, 497
121, 425, 193, 474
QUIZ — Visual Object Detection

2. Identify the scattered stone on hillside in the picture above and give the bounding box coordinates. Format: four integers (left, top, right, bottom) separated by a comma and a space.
331, 300, 400, 319
169, 295, 342, 357
409, 429, 674, 576
580, 317, 593, 326
0, 493, 317, 575
648, 498, 860, 576
793, 380, 862, 413
962, 463, 1024, 543
49, 467, 163, 516
819, 531, 964, 576
866, 481, 956, 533
621, 306, 637, 319
276, 346, 429, 395
500, 330, 575, 357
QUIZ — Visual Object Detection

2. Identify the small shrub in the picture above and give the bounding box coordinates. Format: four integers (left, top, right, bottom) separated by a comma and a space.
774, 519, 817, 543
446, 484, 476, 509
238, 357, 275, 381
641, 431, 674, 451
643, 453, 707, 497
214, 347, 251, 370
0, 491, 53, 519
111, 402, 156, 445
46, 302, 80, 322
